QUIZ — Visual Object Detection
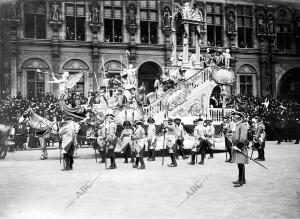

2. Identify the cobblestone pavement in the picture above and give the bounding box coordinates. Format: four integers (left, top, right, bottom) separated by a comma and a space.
0, 141, 300, 219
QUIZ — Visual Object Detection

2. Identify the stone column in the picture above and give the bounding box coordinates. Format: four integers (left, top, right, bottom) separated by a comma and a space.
182, 23, 189, 66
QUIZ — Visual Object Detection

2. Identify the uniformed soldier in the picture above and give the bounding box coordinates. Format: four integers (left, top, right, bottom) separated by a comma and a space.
105, 114, 117, 169
147, 117, 157, 161
165, 118, 177, 167
132, 120, 147, 169
204, 119, 215, 159
252, 116, 266, 161
174, 118, 189, 160
223, 116, 235, 162
97, 121, 106, 163
120, 120, 134, 163
231, 112, 249, 187
189, 118, 205, 165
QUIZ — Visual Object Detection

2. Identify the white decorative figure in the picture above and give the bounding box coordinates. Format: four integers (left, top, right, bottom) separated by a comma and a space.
183, 2, 192, 20
223, 49, 233, 69
122, 64, 137, 89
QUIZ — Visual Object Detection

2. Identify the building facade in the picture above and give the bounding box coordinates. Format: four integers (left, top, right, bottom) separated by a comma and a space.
0, 0, 300, 101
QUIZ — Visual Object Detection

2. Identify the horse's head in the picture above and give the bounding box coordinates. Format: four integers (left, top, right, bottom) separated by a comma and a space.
18, 108, 33, 124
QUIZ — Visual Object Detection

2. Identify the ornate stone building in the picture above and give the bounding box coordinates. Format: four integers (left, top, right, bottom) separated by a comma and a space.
0, 0, 300, 101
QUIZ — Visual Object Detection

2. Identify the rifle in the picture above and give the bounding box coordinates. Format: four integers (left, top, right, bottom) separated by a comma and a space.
234, 147, 268, 170
162, 128, 166, 166
94, 138, 97, 163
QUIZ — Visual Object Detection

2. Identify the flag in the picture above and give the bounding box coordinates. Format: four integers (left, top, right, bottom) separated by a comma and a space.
102, 55, 106, 79
126, 50, 130, 56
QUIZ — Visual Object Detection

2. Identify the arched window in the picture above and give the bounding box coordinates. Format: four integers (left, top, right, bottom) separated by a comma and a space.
276, 7, 292, 50
237, 65, 257, 96
22, 58, 49, 97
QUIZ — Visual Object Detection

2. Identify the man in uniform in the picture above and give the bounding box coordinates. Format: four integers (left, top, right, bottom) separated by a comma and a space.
132, 120, 146, 169
231, 112, 249, 187
97, 121, 106, 163
204, 119, 215, 159
174, 118, 189, 160
164, 118, 177, 167
223, 116, 235, 162
105, 114, 117, 169
147, 117, 157, 161
120, 120, 134, 164
189, 118, 205, 165
252, 116, 266, 161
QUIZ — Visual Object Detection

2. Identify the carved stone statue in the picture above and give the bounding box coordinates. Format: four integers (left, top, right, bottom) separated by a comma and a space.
51, 2, 61, 21
183, 2, 192, 20
90, 0, 100, 24
227, 11, 235, 32
128, 4, 136, 25
257, 14, 266, 34
223, 49, 233, 69
163, 7, 172, 27
192, 7, 203, 22
267, 14, 275, 34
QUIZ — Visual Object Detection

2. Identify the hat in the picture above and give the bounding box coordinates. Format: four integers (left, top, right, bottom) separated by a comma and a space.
123, 120, 132, 127
88, 89, 93, 93
254, 116, 261, 121
174, 118, 181, 123
168, 118, 173, 125
231, 111, 245, 118
106, 113, 115, 118
193, 118, 203, 123
99, 86, 106, 90
147, 117, 155, 124
134, 120, 144, 126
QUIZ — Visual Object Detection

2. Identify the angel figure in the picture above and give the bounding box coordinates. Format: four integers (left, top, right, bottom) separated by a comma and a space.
48, 71, 83, 99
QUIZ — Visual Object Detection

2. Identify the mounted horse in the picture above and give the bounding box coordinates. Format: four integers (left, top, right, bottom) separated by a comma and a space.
0, 124, 14, 159
18, 108, 81, 170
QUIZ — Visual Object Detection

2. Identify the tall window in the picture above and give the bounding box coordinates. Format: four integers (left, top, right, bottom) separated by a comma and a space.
239, 75, 253, 96
27, 71, 45, 98
24, 3, 46, 39
206, 3, 223, 47
276, 8, 292, 50
140, 1, 158, 44
65, 3, 85, 41
237, 5, 253, 48
104, 1, 123, 42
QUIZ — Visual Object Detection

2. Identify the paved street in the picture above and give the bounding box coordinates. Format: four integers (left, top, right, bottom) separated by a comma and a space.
0, 141, 300, 219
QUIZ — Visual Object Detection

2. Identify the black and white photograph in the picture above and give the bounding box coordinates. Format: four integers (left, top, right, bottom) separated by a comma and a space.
0, 0, 300, 218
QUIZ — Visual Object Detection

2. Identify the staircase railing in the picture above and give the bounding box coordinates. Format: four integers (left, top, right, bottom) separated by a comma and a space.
143, 67, 212, 117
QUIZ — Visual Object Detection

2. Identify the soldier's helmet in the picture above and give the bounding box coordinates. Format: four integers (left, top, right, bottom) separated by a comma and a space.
123, 120, 132, 127
147, 117, 155, 124
134, 120, 144, 126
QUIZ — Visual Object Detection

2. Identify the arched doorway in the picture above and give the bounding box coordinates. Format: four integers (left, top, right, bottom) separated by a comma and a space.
279, 68, 300, 102
210, 85, 222, 108
138, 61, 162, 93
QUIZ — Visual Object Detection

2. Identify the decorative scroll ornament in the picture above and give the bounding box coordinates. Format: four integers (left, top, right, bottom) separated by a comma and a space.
212, 68, 236, 85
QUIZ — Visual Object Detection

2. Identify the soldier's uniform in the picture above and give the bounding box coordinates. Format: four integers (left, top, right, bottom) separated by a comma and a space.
97, 122, 106, 163
132, 120, 147, 169
223, 117, 235, 162
231, 113, 249, 187
174, 118, 189, 160
147, 117, 157, 161
253, 117, 266, 161
105, 114, 117, 169
120, 121, 134, 163
204, 120, 215, 159
189, 118, 205, 165
165, 119, 177, 167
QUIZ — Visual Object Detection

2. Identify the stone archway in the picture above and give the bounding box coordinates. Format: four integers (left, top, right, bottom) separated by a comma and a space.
138, 61, 162, 93
278, 68, 300, 102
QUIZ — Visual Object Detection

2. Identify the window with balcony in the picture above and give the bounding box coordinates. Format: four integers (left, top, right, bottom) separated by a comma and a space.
140, 1, 158, 44
104, 1, 123, 42
237, 5, 253, 48
206, 3, 223, 47
65, 3, 85, 41
24, 2, 46, 39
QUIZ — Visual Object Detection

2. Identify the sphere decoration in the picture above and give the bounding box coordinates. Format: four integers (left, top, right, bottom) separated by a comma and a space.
212, 67, 236, 85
